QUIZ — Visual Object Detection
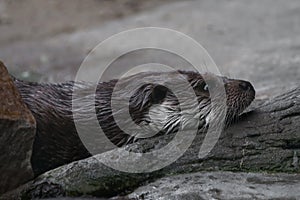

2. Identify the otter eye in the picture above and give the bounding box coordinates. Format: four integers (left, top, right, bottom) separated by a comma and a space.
195, 82, 209, 92
152, 85, 168, 104
203, 84, 209, 91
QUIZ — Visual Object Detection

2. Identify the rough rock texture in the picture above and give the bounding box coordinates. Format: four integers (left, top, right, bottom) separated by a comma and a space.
2, 86, 299, 199
0, 157, 150, 199
0, 61, 36, 194
128, 171, 300, 200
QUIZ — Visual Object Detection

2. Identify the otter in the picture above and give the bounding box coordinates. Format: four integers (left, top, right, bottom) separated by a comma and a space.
14, 70, 255, 176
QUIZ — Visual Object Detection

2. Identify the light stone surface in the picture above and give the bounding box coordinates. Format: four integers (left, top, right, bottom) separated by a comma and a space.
128, 171, 300, 200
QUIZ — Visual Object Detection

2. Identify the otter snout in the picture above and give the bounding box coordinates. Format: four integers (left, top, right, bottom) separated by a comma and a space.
239, 81, 254, 92
224, 78, 256, 117
237, 80, 256, 101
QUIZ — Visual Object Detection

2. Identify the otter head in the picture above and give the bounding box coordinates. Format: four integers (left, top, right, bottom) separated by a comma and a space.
97, 70, 255, 146
181, 71, 255, 124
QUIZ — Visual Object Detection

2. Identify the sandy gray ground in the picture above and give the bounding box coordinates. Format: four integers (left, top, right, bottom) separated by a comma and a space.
1, 0, 299, 98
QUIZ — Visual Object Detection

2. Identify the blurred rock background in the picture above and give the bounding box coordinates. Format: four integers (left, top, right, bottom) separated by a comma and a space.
0, 0, 299, 99
0, 0, 176, 81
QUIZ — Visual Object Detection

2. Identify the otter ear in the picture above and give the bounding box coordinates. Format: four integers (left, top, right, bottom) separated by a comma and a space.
152, 85, 168, 104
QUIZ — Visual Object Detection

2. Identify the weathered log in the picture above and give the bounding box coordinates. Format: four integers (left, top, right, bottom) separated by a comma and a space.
1, 86, 299, 199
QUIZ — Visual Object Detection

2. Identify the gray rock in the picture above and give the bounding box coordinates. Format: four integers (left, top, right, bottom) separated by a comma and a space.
1, 156, 150, 199
0, 61, 36, 195
128, 171, 300, 200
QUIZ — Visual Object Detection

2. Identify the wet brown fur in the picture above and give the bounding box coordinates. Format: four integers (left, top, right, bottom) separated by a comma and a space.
14, 70, 255, 176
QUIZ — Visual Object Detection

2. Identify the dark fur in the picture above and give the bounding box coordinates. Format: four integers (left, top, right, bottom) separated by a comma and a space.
14, 71, 255, 176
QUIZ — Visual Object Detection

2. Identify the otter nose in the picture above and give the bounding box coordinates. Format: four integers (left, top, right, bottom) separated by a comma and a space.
239, 81, 253, 91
